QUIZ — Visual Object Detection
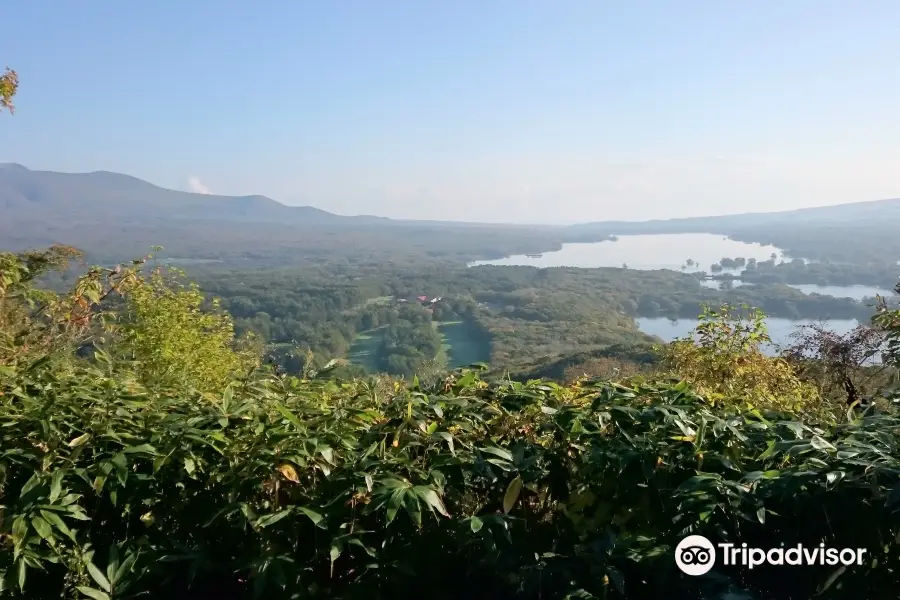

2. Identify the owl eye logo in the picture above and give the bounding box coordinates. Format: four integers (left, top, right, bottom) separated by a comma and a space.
679, 546, 712, 565
675, 535, 716, 576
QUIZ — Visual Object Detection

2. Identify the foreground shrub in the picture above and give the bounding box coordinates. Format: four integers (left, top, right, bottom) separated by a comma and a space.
658, 305, 824, 415
2, 362, 899, 599
0, 247, 258, 395
116, 266, 259, 394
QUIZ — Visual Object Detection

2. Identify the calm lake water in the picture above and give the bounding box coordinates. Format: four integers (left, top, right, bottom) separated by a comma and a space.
637, 317, 861, 354
468, 233, 787, 271
470, 233, 895, 301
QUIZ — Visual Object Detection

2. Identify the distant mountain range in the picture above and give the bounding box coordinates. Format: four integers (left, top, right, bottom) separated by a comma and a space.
0, 163, 388, 228
3, 163, 899, 264
5, 163, 899, 234
0, 164, 565, 264
569, 197, 900, 236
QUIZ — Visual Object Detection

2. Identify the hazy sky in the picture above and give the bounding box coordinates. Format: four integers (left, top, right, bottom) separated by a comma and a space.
4, 1, 900, 224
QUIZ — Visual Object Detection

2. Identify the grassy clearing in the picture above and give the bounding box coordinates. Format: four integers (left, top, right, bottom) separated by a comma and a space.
349, 321, 490, 372
346, 326, 387, 371
438, 320, 491, 368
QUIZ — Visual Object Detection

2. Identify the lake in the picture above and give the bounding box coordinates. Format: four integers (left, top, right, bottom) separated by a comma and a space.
637, 317, 862, 354
468, 233, 787, 271
469, 233, 894, 301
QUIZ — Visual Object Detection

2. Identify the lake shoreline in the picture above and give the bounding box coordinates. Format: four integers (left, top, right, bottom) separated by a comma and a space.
469, 233, 898, 302
636, 316, 862, 351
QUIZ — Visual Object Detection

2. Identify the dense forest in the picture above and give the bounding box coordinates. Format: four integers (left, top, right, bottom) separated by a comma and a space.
3, 245, 900, 600
186, 260, 884, 379
700, 255, 900, 289
724, 224, 900, 265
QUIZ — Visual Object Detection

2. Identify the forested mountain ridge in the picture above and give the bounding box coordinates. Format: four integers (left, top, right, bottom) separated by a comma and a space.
564, 196, 900, 263
6, 163, 900, 266
0, 163, 388, 227
568, 196, 900, 234
7, 163, 900, 235
0, 164, 569, 264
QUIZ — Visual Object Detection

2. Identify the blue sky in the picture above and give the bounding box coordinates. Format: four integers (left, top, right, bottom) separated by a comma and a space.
3, 1, 900, 223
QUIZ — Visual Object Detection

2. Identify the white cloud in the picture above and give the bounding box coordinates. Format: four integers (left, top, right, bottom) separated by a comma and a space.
187, 175, 212, 194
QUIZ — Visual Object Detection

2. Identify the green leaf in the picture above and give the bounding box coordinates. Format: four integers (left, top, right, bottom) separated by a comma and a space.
112, 551, 139, 586
297, 507, 324, 525
329, 544, 342, 577
255, 509, 292, 529
11, 516, 27, 540
49, 471, 64, 503
480, 446, 513, 462
19, 473, 41, 498
86, 560, 111, 592
40, 510, 76, 543
456, 372, 478, 388
503, 476, 524, 514
123, 444, 157, 455
76, 587, 111, 600
110, 453, 128, 483
485, 458, 515, 471
385, 488, 406, 525
319, 447, 335, 465
274, 402, 304, 428
347, 537, 376, 557
106, 546, 119, 587
417, 488, 450, 518
30, 516, 53, 541
434, 432, 455, 454
67, 507, 92, 521
67, 433, 91, 448
470, 516, 484, 533
810, 435, 836, 452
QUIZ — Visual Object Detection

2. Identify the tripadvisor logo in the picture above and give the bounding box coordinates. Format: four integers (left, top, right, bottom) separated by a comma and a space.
675, 535, 868, 576
676, 535, 717, 576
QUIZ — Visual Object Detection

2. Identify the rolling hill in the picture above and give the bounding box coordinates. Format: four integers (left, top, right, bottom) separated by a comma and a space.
0, 164, 563, 264
4, 163, 899, 264
563, 195, 900, 263
0, 163, 387, 227
566, 196, 900, 236
7, 162, 900, 236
